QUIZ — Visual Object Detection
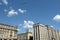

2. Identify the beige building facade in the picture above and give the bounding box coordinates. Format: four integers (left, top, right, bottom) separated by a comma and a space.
59, 31, 60, 40
46, 25, 60, 40
18, 32, 32, 40
33, 23, 60, 40
0, 24, 17, 40
33, 23, 49, 40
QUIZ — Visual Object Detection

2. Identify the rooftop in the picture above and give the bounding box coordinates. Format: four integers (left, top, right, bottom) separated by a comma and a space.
18, 31, 32, 35
0, 23, 17, 28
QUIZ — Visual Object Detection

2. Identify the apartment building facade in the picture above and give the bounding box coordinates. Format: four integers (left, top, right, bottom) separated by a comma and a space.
0, 24, 17, 40
33, 23, 60, 40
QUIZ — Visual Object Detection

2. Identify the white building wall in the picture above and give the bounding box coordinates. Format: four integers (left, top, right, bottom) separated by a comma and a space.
39, 25, 48, 40
33, 23, 60, 40
33, 24, 49, 40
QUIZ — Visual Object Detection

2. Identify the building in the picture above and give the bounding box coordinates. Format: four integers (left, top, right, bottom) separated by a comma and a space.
46, 25, 60, 40
18, 31, 32, 40
33, 23, 49, 40
33, 23, 60, 40
59, 31, 60, 40
0, 24, 17, 40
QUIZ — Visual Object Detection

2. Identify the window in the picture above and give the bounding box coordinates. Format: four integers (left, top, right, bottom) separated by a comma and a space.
10, 35, 12, 37
9, 39, 11, 40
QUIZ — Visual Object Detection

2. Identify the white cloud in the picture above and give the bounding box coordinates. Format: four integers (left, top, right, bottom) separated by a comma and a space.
23, 20, 34, 28
18, 20, 34, 33
17, 29, 20, 31
53, 14, 60, 22
19, 24, 22, 26
7, 9, 18, 17
6, 8, 27, 17
2, 0, 8, 5
18, 9, 26, 13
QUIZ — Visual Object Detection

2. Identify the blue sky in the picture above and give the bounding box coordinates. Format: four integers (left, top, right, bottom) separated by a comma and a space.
0, 0, 60, 33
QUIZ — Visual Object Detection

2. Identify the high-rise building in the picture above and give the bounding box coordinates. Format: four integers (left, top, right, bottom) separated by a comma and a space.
0, 24, 17, 40
33, 23, 60, 40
